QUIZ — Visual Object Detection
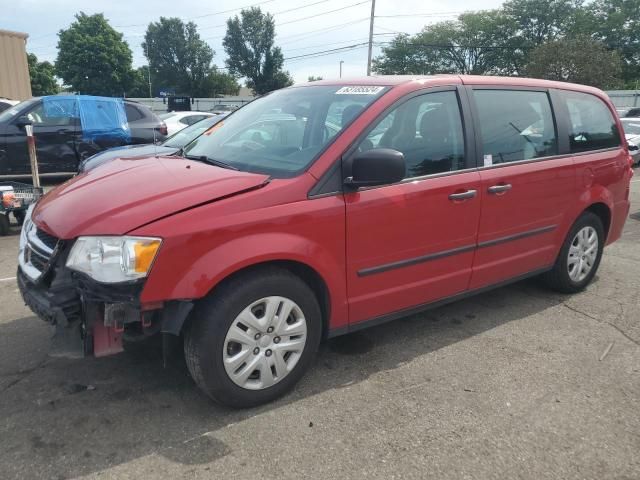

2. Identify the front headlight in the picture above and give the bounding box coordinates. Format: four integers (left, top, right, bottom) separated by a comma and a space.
66, 236, 162, 283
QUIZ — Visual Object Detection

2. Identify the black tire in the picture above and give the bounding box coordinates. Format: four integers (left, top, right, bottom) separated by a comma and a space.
0, 213, 9, 236
543, 211, 604, 293
184, 267, 322, 408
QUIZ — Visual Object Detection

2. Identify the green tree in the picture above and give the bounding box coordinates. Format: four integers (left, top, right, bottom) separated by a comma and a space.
223, 7, 294, 95
55, 12, 134, 95
200, 68, 241, 96
127, 67, 152, 97
373, 11, 520, 75
503, 0, 584, 46
27, 53, 59, 96
588, 0, 640, 83
143, 17, 235, 97
373, 34, 428, 75
526, 36, 622, 88
307, 76, 323, 82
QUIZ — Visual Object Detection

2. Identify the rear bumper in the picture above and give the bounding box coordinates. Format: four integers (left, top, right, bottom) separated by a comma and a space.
607, 199, 630, 245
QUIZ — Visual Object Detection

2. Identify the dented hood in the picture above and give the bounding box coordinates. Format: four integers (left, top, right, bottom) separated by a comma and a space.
33, 155, 269, 238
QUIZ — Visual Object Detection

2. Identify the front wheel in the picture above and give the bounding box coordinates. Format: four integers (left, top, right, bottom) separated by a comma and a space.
543, 211, 604, 293
184, 267, 322, 408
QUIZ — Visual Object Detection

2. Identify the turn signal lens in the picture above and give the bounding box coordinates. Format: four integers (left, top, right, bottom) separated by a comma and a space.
134, 240, 161, 273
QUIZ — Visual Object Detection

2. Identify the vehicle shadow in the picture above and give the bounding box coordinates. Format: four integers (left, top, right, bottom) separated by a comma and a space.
0, 277, 570, 479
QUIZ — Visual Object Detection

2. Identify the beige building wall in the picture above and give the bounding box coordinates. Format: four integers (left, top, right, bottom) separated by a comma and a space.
0, 29, 32, 101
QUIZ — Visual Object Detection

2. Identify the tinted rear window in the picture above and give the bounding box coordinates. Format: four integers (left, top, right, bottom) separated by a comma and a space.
125, 104, 145, 121
560, 91, 621, 153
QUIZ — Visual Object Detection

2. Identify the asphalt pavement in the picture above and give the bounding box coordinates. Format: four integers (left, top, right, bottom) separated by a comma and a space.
1, 181, 639, 479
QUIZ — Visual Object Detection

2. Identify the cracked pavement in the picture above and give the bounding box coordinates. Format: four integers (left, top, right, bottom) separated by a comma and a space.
0, 180, 639, 479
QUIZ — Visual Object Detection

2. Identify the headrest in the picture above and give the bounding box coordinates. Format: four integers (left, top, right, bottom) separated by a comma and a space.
342, 104, 363, 126
419, 106, 451, 139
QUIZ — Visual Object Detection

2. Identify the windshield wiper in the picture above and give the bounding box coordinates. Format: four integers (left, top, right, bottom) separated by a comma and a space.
184, 154, 238, 170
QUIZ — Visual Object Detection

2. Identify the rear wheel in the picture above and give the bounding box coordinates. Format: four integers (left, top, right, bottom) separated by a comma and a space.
543, 212, 604, 293
184, 267, 322, 408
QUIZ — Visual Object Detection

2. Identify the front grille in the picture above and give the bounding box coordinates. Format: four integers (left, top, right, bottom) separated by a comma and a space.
35, 228, 58, 250
21, 226, 59, 279
29, 247, 49, 272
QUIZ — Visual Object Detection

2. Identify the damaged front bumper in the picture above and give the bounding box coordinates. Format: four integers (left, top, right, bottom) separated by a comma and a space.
17, 236, 193, 359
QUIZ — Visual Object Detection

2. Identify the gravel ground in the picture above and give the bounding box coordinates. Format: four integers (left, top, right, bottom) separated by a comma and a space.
0, 180, 639, 480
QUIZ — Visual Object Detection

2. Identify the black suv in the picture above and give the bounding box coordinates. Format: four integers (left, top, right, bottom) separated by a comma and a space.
0, 96, 167, 176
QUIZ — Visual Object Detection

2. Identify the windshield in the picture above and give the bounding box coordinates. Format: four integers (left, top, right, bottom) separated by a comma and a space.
0, 99, 36, 123
623, 120, 640, 136
183, 85, 388, 177
163, 115, 224, 148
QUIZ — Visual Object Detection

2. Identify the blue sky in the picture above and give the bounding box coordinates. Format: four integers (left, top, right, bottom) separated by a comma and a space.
4, 0, 503, 84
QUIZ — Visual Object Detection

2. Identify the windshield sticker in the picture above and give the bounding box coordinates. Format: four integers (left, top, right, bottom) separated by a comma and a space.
483, 154, 493, 167
335, 86, 384, 95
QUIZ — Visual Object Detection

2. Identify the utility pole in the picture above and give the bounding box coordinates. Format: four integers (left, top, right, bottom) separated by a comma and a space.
340, 60, 344, 78
145, 43, 153, 98
366, 0, 376, 76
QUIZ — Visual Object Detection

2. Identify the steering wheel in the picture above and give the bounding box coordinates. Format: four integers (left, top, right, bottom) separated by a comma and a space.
241, 140, 266, 151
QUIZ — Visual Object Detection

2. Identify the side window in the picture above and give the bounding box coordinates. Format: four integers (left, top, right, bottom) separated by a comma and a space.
355, 91, 466, 178
473, 90, 557, 164
561, 91, 621, 153
27, 102, 75, 127
124, 104, 144, 122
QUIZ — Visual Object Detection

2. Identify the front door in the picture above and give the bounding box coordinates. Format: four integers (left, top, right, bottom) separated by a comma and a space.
467, 87, 576, 289
6, 99, 80, 175
345, 88, 482, 324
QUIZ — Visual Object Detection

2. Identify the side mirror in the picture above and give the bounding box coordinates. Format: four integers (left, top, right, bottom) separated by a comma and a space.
345, 148, 406, 188
15, 115, 32, 128
628, 142, 639, 151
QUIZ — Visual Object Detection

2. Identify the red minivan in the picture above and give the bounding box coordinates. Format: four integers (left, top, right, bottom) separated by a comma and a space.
18, 76, 632, 407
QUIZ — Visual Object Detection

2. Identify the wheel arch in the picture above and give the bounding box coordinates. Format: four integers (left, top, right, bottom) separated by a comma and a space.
188, 259, 333, 338
584, 202, 611, 240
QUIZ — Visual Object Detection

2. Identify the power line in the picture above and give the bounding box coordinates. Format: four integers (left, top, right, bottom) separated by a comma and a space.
375, 40, 534, 50
198, 0, 332, 31
375, 11, 462, 18
114, 0, 277, 28
284, 36, 390, 53
276, 0, 370, 27
277, 18, 370, 44
284, 43, 370, 63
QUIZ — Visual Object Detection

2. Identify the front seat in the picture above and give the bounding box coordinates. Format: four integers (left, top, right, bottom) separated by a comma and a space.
405, 106, 456, 176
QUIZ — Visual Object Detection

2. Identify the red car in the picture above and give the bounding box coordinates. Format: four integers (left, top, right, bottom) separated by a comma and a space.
18, 76, 632, 407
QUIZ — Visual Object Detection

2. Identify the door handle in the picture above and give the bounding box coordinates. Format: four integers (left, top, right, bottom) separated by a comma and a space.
448, 189, 477, 201
488, 183, 512, 194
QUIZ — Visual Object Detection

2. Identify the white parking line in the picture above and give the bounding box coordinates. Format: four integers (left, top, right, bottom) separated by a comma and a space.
0, 277, 16, 282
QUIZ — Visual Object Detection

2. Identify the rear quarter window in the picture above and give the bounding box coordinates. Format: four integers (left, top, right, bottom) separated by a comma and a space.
125, 104, 145, 122
560, 91, 621, 153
